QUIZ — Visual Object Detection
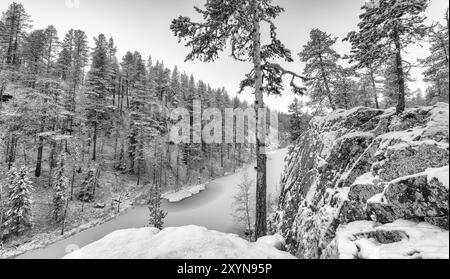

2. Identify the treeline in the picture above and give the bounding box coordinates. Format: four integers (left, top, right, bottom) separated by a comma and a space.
0, 2, 281, 239
288, 2, 449, 141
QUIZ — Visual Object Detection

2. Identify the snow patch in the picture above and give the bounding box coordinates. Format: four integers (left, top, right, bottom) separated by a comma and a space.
426, 166, 449, 189
367, 193, 384, 204
332, 220, 449, 259
353, 172, 377, 186
387, 165, 450, 188
162, 184, 207, 203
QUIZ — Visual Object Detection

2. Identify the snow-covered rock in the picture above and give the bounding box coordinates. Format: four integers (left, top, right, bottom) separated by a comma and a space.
162, 184, 207, 202
272, 103, 449, 259
63, 225, 296, 259
322, 220, 449, 259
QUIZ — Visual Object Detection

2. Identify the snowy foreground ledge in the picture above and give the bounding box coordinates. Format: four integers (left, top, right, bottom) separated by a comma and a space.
63, 225, 296, 259
323, 220, 449, 259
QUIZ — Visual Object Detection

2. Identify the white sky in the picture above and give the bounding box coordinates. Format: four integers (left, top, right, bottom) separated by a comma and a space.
1, 0, 448, 112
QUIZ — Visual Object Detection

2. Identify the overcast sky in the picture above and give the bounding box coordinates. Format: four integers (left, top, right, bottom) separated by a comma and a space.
1, 0, 448, 112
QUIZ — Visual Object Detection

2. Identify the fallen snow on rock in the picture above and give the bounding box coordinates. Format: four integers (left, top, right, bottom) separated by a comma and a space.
64, 225, 296, 259
426, 166, 449, 190
353, 172, 378, 186
162, 184, 207, 203
327, 220, 449, 259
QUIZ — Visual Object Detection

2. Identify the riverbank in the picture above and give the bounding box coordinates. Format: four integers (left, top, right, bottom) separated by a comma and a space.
0, 171, 141, 259
8, 148, 288, 259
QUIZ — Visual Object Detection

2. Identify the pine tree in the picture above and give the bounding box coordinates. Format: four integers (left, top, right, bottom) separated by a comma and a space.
85, 34, 112, 161
382, 56, 412, 108
4, 166, 33, 236
169, 65, 181, 106
0, 2, 31, 66
57, 29, 74, 81
22, 29, 47, 86
171, 0, 306, 239
420, 11, 449, 104
299, 29, 341, 110
52, 154, 68, 223
78, 168, 95, 202
58, 29, 89, 116
333, 67, 360, 110
43, 25, 59, 77
287, 98, 310, 142
127, 51, 160, 182
148, 184, 167, 230
345, 0, 429, 113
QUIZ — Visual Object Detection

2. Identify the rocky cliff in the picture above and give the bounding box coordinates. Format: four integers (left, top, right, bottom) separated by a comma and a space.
272, 103, 449, 259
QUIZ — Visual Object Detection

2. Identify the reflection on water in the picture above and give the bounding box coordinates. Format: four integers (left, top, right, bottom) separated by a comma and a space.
17, 148, 288, 259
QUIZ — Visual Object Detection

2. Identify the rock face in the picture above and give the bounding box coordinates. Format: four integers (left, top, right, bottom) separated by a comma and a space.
272, 103, 449, 259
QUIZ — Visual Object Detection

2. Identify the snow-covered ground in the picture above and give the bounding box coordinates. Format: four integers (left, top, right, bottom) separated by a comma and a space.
329, 220, 449, 259
17, 148, 289, 259
63, 225, 296, 259
162, 184, 207, 202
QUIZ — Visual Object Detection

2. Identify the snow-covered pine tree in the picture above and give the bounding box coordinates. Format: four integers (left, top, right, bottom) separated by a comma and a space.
85, 34, 113, 161
148, 184, 167, 230
78, 168, 95, 202
169, 65, 181, 107
171, 0, 306, 239
43, 25, 59, 77
299, 29, 341, 111
333, 67, 360, 110
4, 166, 33, 236
420, 11, 449, 104
0, 2, 31, 66
382, 56, 412, 108
345, 0, 429, 113
287, 98, 311, 142
52, 154, 68, 223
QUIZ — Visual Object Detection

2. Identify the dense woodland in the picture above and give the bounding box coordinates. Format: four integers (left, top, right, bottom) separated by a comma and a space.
0, 2, 290, 242
0, 0, 448, 246
288, 2, 449, 142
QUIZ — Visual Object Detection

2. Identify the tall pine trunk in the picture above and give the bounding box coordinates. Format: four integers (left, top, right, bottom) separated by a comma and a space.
0, 80, 6, 110
318, 54, 336, 111
369, 65, 380, 109
35, 134, 44, 177
92, 122, 98, 161
253, 0, 267, 239
394, 25, 406, 114
6, 4, 17, 65
8, 135, 17, 169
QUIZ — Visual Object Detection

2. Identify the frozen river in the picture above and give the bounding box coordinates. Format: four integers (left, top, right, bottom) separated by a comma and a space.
17, 148, 289, 259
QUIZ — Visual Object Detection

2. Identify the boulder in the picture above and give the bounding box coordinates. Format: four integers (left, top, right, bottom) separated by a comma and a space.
272, 103, 449, 259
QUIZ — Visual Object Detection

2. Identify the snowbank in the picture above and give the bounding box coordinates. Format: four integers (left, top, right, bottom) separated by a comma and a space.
63, 225, 296, 259
162, 184, 206, 203
324, 220, 449, 259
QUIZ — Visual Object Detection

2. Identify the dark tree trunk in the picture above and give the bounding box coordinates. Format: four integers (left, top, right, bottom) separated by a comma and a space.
253, 0, 267, 239
7, 135, 17, 170
369, 65, 380, 109
92, 122, 98, 161
6, 4, 17, 65
35, 135, 44, 177
318, 54, 336, 111
0, 81, 6, 110
394, 26, 406, 114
